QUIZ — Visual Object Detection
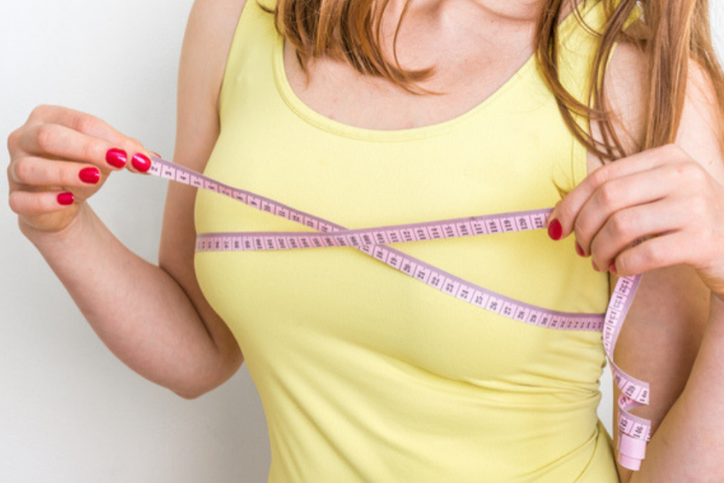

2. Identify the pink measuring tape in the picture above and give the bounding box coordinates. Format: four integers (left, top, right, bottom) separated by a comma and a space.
146, 154, 651, 471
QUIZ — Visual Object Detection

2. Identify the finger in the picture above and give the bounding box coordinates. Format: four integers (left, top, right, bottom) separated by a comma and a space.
128, 151, 153, 174
21, 122, 129, 172
614, 230, 694, 277
8, 189, 76, 217
589, 197, 689, 273
573, 163, 680, 256
22, 123, 153, 175
21, 105, 155, 174
28, 104, 130, 150
9, 156, 104, 190
548, 144, 691, 238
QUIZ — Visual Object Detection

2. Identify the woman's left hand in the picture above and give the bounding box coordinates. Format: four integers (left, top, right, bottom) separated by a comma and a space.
546, 143, 724, 300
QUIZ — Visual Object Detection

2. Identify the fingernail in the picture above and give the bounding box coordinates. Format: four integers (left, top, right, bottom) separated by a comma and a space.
150, 151, 162, 158
547, 219, 562, 240
131, 153, 151, 172
592, 260, 599, 272
609, 261, 617, 274
79, 167, 100, 184
57, 192, 74, 205
106, 148, 127, 168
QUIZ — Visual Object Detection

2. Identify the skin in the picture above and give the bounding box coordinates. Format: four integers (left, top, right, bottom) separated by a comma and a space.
5, 0, 248, 399
6, 0, 724, 480
550, 59, 724, 482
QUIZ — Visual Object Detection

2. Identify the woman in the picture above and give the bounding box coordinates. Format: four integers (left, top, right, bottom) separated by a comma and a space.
6, 0, 724, 480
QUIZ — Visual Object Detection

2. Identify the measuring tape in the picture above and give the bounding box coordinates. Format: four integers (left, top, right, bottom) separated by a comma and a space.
146, 155, 651, 471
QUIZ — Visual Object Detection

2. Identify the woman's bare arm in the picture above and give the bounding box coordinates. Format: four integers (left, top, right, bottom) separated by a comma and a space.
156, 0, 249, 397
614, 63, 724, 483
583, 43, 724, 482
11, 0, 248, 400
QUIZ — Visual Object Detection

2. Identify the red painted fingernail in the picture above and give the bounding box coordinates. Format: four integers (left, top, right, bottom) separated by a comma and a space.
106, 148, 127, 168
592, 260, 599, 272
151, 151, 162, 158
547, 219, 562, 240
79, 167, 100, 184
57, 192, 74, 205
575, 242, 585, 257
609, 262, 617, 274
131, 153, 151, 172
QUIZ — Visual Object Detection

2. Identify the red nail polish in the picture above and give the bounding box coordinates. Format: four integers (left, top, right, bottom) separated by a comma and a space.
57, 192, 74, 205
79, 167, 100, 184
106, 148, 127, 168
131, 153, 151, 172
609, 262, 617, 274
575, 242, 584, 257
547, 219, 562, 240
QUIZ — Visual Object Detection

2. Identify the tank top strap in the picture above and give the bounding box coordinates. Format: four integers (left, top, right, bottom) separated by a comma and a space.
217, 0, 280, 124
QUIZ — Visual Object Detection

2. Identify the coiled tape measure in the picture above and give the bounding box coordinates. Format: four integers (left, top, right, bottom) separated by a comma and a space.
146, 155, 651, 471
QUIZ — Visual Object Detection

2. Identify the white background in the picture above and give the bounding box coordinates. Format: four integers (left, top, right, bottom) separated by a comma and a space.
1, 1, 722, 481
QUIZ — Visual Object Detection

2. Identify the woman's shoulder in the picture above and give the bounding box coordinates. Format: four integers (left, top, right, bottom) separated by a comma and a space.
585, 41, 648, 175
182, 0, 250, 120
586, 40, 722, 177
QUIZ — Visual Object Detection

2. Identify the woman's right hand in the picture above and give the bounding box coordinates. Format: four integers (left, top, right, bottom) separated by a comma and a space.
6, 104, 157, 236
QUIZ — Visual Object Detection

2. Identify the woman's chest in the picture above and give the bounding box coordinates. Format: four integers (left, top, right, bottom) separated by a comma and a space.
192, 109, 610, 385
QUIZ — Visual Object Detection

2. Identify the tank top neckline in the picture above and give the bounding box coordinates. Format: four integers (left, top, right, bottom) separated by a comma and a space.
271, 0, 599, 142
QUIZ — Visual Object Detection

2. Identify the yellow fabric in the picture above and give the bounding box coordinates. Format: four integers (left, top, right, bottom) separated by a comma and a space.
194, 0, 636, 481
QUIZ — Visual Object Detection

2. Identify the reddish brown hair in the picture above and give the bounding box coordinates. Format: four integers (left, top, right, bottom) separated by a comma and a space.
258, 0, 724, 161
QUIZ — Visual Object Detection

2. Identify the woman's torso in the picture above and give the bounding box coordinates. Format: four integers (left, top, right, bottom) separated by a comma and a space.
193, 0, 627, 480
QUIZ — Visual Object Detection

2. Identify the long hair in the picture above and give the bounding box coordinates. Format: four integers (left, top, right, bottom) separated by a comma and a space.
258, 0, 724, 162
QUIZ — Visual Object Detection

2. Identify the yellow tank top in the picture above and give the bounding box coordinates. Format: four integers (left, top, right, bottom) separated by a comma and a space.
194, 0, 637, 480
